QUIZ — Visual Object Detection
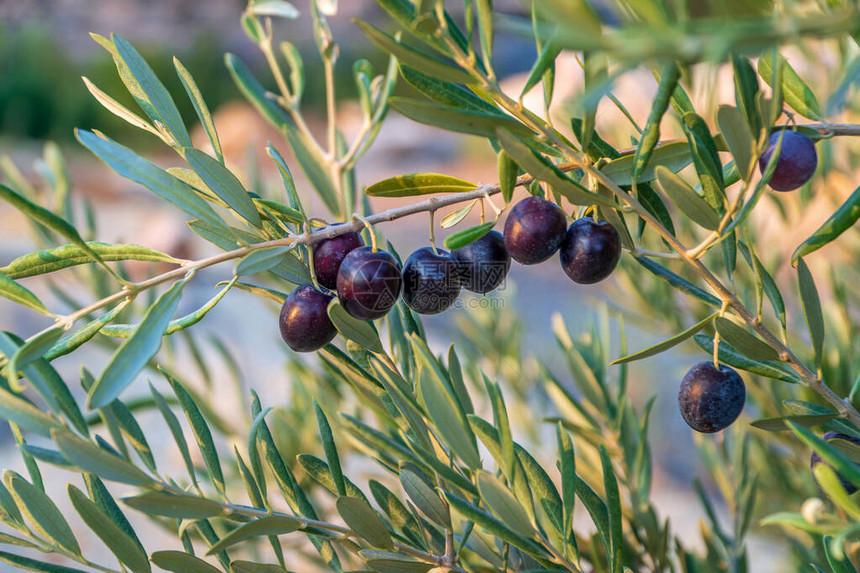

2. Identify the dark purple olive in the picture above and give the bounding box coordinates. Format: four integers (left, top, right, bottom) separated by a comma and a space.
279, 284, 337, 352
452, 230, 510, 294
559, 218, 621, 284
678, 362, 745, 433
810, 432, 860, 495
402, 247, 460, 314
503, 196, 567, 265
336, 246, 402, 320
312, 228, 364, 290
759, 130, 818, 192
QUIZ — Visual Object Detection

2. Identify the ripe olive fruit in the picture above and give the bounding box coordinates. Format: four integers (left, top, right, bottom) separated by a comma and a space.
559, 218, 621, 284
451, 230, 510, 294
402, 247, 460, 314
336, 246, 402, 320
279, 284, 337, 352
759, 130, 818, 192
678, 362, 745, 433
503, 196, 567, 265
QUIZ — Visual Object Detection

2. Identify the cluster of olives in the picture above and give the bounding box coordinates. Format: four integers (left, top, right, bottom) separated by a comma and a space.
278, 195, 623, 353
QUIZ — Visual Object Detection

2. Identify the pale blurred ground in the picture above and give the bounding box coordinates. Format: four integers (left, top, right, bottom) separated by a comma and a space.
3, 1, 859, 571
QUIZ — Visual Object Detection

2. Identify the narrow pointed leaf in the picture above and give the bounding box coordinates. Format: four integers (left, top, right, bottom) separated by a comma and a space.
4, 473, 79, 554
655, 166, 720, 230
357, 21, 473, 84
793, 185, 860, 263
636, 257, 721, 308
694, 334, 801, 383
714, 317, 780, 362
327, 300, 384, 352
205, 516, 302, 555
0, 551, 89, 573
758, 52, 822, 120
68, 485, 151, 573
336, 496, 393, 549
751, 414, 838, 431
366, 173, 478, 197
0, 272, 48, 315
185, 148, 261, 227
717, 105, 753, 179
77, 131, 228, 232
1, 242, 179, 279
476, 471, 534, 538
82, 77, 161, 138
174, 58, 223, 163
0, 183, 115, 279
164, 371, 226, 495
797, 259, 825, 367
123, 492, 223, 519
53, 430, 153, 486
399, 465, 450, 528
600, 141, 693, 186
497, 129, 612, 207
88, 278, 187, 409
236, 246, 294, 277
443, 221, 496, 250
0, 387, 63, 437
392, 98, 532, 139
113, 35, 192, 146
612, 312, 717, 364
150, 551, 221, 573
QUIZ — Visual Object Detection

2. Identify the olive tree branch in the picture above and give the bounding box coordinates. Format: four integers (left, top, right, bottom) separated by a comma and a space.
440, 42, 860, 428
52, 171, 550, 327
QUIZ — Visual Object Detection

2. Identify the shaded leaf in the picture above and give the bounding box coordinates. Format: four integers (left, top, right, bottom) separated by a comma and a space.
68, 485, 151, 573
392, 98, 531, 139
336, 496, 393, 549
797, 259, 825, 367
751, 414, 838, 431
475, 471, 534, 538
123, 492, 223, 519
53, 430, 153, 486
655, 166, 720, 230
399, 464, 450, 528
327, 300, 384, 352
150, 551, 221, 573
357, 21, 473, 84
600, 141, 693, 186
206, 516, 302, 555
714, 316, 780, 362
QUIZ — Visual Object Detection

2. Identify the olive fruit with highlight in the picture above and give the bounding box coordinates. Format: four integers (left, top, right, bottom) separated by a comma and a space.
278, 284, 337, 352
336, 246, 402, 320
402, 247, 460, 314
452, 230, 511, 294
559, 218, 621, 284
312, 229, 364, 290
503, 196, 567, 265
678, 362, 745, 433
759, 130, 818, 192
